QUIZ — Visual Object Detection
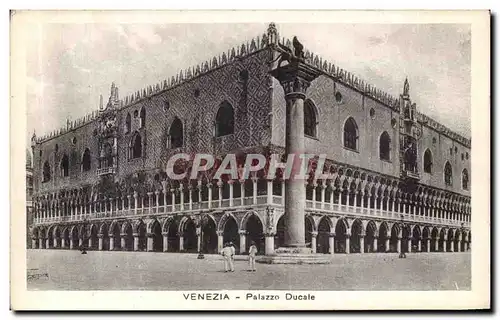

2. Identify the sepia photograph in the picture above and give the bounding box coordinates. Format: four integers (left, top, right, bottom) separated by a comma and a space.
10, 10, 490, 310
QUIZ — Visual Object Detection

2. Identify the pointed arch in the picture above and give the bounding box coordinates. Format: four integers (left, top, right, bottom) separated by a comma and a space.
423, 149, 433, 173
343, 117, 359, 151
215, 101, 234, 137
60, 154, 69, 177
444, 161, 453, 186
379, 131, 391, 161
304, 99, 318, 138
139, 107, 146, 128
125, 113, 131, 133
169, 117, 184, 148
462, 169, 469, 190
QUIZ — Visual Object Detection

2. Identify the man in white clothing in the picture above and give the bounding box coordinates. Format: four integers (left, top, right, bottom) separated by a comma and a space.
248, 241, 258, 271
221, 243, 234, 272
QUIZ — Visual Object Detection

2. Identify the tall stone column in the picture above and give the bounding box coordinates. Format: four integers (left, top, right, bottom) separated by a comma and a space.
373, 237, 378, 253
311, 232, 318, 253
121, 235, 126, 250
385, 238, 390, 253
61, 238, 65, 249
147, 233, 154, 252
109, 237, 114, 251
179, 235, 184, 252
417, 239, 421, 252
162, 233, 169, 252
265, 232, 275, 255
345, 235, 351, 254
329, 233, 335, 254
133, 234, 139, 251
407, 239, 412, 253
360, 235, 365, 253
434, 237, 439, 252
271, 60, 320, 250
98, 235, 103, 251
239, 230, 247, 254
70, 238, 74, 250
397, 237, 401, 253
32, 239, 37, 249
426, 238, 430, 252
217, 231, 223, 254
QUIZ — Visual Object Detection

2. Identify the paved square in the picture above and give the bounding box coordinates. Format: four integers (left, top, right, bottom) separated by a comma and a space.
27, 249, 471, 290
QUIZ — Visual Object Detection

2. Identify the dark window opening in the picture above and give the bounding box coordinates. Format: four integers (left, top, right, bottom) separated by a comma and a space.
169, 117, 184, 149
343, 117, 359, 151
304, 100, 317, 138
131, 133, 142, 159
215, 102, 234, 137
424, 149, 433, 174
60, 154, 69, 177
42, 161, 51, 182
462, 169, 469, 190
379, 131, 391, 161
82, 148, 91, 171
125, 113, 131, 133
444, 162, 453, 186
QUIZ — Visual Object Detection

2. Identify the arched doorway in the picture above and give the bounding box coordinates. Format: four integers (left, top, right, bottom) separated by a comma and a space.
183, 218, 197, 253
335, 219, 348, 253
350, 219, 363, 253
111, 223, 121, 250
222, 216, 239, 253
137, 221, 147, 251
447, 229, 454, 252
317, 217, 331, 254
53, 227, 61, 249
123, 222, 134, 251
365, 221, 377, 253
71, 226, 78, 250
245, 214, 264, 254
151, 220, 163, 252
390, 224, 400, 252
167, 220, 179, 252
276, 215, 285, 248
422, 227, 430, 252
90, 225, 98, 250
412, 226, 421, 252
439, 229, 446, 252
431, 227, 439, 252
202, 217, 218, 254
305, 216, 314, 248
63, 228, 70, 249
100, 224, 110, 251
402, 225, 410, 253
378, 222, 389, 253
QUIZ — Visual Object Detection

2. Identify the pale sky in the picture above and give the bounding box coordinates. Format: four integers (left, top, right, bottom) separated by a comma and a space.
25, 23, 471, 147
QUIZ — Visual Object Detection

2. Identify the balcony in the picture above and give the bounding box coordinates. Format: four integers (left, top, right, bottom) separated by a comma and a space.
33, 194, 470, 229
97, 167, 116, 176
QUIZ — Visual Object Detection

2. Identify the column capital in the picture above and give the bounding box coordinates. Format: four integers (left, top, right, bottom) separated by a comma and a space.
162, 232, 169, 237
216, 231, 224, 236
238, 230, 247, 235
329, 233, 336, 237
265, 232, 276, 237
146, 232, 154, 238
270, 60, 321, 100
311, 231, 318, 237
132, 233, 139, 237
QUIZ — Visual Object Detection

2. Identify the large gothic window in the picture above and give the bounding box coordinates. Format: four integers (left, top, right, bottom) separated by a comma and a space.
423, 149, 433, 173
444, 161, 453, 186
60, 154, 69, 177
82, 148, 91, 171
379, 131, 391, 161
169, 117, 184, 148
462, 169, 469, 190
125, 113, 131, 133
304, 99, 317, 138
140, 107, 146, 128
215, 101, 234, 137
131, 133, 142, 159
42, 161, 51, 182
343, 117, 359, 151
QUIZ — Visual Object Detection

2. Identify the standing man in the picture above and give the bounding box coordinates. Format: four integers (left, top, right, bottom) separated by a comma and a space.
221, 243, 234, 272
248, 241, 258, 272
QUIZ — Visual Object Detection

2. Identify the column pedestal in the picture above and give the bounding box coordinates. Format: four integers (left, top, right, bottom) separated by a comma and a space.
264, 233, 275, 255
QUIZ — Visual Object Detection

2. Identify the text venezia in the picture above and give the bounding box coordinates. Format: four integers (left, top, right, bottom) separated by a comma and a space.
183, 293, 315, 301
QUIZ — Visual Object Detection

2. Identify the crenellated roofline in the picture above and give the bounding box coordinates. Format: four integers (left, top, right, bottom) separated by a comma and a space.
33, 23, 471, 148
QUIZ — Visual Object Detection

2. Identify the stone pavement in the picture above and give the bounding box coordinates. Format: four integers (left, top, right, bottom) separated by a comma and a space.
26, 249, 471, 291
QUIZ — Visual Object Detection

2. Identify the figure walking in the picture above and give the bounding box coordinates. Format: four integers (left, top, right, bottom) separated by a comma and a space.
221, 243, 234, 272
248, 241, 258, 271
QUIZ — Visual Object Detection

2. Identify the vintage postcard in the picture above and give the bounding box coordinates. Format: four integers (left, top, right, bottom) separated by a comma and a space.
10, 10, 490, 310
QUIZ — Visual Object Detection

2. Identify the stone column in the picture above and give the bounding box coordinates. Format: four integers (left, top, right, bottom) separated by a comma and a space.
240, 179, 246, 205
179, 234, 184, 251
98, 235, 103, 251
197, 228, 201, 252
426, 238, 430, 252
147, 192, 153, 214
121, 235, 126, 250
320, 184, 326, 209
133, 192, 138, 215
171, 189, 176, 210
373, 237, 378, 253
70, 238, 74, 250
397, 237, 401, 253
217, 180, 223, 208
133, 234, 139, 251
450, 240, 454, 252
207, 183, 213, 209
179, 184, 185, 211
417, 239, 422, 252
88, 237, 93, 249
61, 238, 65, 249
407, 239, 412, 253
271, 61, 320, 250
32, 239, 37, 249
267, 179, 273, 204
155, 191, 160, 211
311, 232, 318, 253
229, 180, 234, 207
188, 186, 193, 210
360, 235, 365, 253
239, 230, 246, 254
434, 237, 439, 252
109, 237, 114, 251
78, 238, 83, 247
385, 238, 389, 252
345, 235, 350, 254
252, 177, 258, 205
329, 233, 335, 254
217, 231, 223, 253
265, 232, 275, 255
147, 233, 154, 252
162, 232, 169, 252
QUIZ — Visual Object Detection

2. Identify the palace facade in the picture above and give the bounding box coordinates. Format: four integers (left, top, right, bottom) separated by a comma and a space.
29, 24, 471, 256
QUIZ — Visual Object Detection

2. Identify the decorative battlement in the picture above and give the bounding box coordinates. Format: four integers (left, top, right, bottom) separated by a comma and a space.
33, 23, 471, 148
